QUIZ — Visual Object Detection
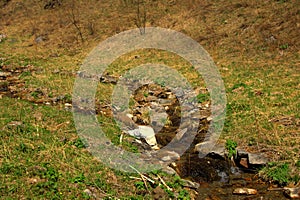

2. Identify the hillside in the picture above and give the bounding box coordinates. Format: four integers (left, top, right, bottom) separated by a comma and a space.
0, 0, 299, 199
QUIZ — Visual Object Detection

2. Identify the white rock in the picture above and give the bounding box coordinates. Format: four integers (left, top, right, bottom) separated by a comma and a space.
128, 126, 158, 147
145, 135, 158, 147
233, 188, 257, 195
139, 126, 155, 138
128, 129, 140, 137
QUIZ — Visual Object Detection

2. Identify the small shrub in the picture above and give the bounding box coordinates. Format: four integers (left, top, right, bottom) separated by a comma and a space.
225, 139, 237, 158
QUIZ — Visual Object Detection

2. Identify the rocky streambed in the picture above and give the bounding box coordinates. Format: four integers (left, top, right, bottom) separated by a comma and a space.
1, 66, 299, 199
107, 78, 298, 199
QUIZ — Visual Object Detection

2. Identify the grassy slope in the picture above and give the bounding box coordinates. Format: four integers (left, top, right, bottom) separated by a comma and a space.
0, 0, 299, 198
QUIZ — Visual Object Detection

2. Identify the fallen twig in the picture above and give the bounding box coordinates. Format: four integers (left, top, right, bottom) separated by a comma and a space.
157, 174, 172, 191
119, 133, 124, 144
129, 165, 155, 193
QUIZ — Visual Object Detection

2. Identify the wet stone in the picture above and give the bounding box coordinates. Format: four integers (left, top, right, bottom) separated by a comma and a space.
174, 153, 230, 183
230, 167, 242, 176
217, 170, 229, 183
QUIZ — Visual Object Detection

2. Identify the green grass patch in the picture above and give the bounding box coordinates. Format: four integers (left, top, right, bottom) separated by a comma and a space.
260, 162, 300, 185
